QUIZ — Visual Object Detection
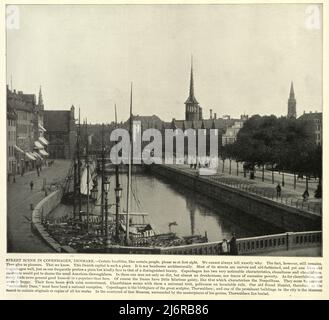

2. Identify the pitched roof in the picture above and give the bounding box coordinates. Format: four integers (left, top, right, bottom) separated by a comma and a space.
298, 112, 322, 121
7, 88, 37, 113
122, 114, 164, 130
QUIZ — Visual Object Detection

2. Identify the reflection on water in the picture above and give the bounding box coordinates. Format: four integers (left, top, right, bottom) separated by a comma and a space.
92, 173, 283, 242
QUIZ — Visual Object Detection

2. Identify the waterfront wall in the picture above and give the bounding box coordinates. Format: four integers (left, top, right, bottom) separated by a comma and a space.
31, 189, 77, 253
148, 165, 321, 232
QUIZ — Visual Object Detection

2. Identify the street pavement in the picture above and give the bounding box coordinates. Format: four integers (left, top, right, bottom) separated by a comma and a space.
7, 160, 71, 253
219, 159, 318, 198
168, 161, 322, 216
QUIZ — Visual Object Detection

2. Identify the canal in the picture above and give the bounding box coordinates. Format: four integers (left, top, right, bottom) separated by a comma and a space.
94, 172, 284, 242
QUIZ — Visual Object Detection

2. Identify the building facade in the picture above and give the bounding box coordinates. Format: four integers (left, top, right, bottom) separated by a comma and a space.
7, 106, 17, 178
7, 86, 48, 175
298, 111, 322, 146
222, 115, 248, 146
43, 106, 76, 159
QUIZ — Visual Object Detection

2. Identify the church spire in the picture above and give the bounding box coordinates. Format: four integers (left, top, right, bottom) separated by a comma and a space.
189, 55, 195, 98
185, 56, 202, 121
185, 56, 198, 105
38, 86, 44, 107
289, 81, 295, 98
287, 81, 296, 119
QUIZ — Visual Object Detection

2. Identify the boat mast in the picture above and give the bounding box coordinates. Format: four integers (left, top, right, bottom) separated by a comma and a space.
77, 108, 82, 221
101, 123, 105, 235
115, 104, 120, 241
126, 83, 133, 245
73, 155, 77, 220
85, 118, 90, 232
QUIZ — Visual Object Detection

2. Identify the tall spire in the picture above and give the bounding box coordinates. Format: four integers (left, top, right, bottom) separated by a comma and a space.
185, 56, 198, 105
289, 81, 295, 98
287, 81, 296, 119
38, 86, 44, 106
190, 55, 194, 98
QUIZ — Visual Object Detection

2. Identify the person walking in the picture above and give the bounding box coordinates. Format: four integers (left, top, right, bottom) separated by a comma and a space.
30, 180, 34, 191
276, 183, 281, 199
229, 233, 238, 255
302, 189, 309, 202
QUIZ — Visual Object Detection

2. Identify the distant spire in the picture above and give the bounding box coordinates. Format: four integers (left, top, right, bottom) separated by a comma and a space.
289, 81, 295, 98
130, 82, 133, 118
190, 55, 194, 98
185, 55, 199, 105
38, 86, 44, 106
287, 81, 297, 119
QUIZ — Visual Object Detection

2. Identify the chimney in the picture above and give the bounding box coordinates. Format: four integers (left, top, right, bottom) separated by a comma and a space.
210, 109, 213, 119
214, 113, 217, 119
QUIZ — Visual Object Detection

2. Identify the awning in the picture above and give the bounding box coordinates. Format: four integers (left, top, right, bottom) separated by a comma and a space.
14, 145, 25, 154
39, 149, 49, 156
25, 152, 36, 161
39, 136, 49, 145
34, 141, 44, 149
38, 123, 47, 132
33, 152, 43, 160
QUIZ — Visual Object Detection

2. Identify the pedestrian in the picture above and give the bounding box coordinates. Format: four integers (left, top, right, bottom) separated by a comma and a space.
221, 239, 229, 255
276, 183, 281, 199
229, 233, 238, 255
30, 180, 34, 191
302, 189, 309, 202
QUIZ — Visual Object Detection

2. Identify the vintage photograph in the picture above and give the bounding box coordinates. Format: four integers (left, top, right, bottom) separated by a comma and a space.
6, 4, 322, 256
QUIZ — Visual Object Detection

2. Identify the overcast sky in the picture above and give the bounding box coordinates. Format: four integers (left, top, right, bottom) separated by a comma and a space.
6, 4, 322, 123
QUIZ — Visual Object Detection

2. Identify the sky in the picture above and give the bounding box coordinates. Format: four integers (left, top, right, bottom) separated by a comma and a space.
6, 4, 323, 123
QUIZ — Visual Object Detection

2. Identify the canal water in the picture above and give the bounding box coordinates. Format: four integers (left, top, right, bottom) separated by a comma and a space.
93, 172, 283, 242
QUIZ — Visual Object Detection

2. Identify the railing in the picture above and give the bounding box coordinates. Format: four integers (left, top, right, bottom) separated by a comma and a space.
157, 231, 321, 256
156, 164, 322, 215
204, 174, 322, 215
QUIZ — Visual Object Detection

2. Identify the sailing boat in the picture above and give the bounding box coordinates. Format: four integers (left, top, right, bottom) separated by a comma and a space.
62, 115, 97, 206
110, 84, 207, 247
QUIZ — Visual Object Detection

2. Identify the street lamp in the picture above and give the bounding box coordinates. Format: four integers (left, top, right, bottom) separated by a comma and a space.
115, 185, 123, 198
104, 176, 110, 249
115, 184, 123, 241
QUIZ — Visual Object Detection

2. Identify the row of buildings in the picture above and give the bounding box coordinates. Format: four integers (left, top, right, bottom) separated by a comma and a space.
7, 60, 322, 177
116, 61, 322, 153
6, 86, 76, 179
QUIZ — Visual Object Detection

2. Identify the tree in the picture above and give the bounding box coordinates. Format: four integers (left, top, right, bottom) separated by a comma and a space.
230, 115, 320, 186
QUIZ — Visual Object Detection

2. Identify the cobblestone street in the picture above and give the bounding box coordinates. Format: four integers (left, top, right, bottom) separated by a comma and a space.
7, 160, 71, 253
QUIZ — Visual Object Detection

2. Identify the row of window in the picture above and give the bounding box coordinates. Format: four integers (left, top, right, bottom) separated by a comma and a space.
186, 106, 199, 113
8, 146, 15, 157
8, 131, 16, 141
8, 119, 16, 126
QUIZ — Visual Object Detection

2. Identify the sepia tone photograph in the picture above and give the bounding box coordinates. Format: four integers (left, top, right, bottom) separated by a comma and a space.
6, 3, 322, 256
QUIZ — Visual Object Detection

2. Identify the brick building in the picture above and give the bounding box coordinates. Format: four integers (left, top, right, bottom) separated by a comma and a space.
298, 111, 322, 146
43, 106, 76, 159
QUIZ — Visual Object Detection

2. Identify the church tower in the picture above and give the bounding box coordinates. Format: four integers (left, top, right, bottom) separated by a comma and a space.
185, 57, 202, 121
287, 81, 296, 119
